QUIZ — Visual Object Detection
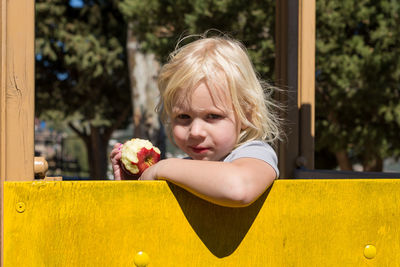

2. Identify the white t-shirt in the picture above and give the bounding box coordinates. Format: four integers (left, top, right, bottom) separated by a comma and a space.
223, 140, 279, 178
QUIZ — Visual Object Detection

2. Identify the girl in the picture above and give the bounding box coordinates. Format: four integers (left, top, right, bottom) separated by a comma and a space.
110, 35, 282, 207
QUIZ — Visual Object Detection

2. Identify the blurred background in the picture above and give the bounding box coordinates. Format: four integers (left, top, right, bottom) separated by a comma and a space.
34, 0, 400, 179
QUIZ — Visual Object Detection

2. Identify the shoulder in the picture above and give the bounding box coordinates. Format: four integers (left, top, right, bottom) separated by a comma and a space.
225, 140, 277, 161
223, 140, 279, 177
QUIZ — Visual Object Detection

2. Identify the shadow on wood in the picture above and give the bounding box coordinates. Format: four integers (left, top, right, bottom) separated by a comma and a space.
168, 183, 270, 257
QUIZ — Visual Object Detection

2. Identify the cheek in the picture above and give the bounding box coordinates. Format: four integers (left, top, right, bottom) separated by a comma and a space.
214, 122, 239, 143
172, 126, 185, 143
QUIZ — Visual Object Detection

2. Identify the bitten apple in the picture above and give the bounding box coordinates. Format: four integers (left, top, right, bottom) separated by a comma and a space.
120, 138, 161, 179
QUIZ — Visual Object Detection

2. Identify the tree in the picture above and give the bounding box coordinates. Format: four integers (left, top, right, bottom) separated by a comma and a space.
121, 0, 400, 172
35, 0, 131, 179
118, 0, 276, 77
36, 0, 277, 179
36, 0, 400, 176
315, 0, 400, 171
124, 24, 164, 155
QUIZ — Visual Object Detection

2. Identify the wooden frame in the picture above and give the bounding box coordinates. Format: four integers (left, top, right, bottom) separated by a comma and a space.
1, 0, 35, 265
0, 0, 35, 181
0, 0, 316, 183
276, 0, 315, 178
0, 0, 315, 264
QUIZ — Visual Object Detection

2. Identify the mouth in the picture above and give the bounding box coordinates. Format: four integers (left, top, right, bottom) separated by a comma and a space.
189, 146, 210, 154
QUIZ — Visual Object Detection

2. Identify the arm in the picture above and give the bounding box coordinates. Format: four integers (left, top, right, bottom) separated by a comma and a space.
140, 157, 276, 207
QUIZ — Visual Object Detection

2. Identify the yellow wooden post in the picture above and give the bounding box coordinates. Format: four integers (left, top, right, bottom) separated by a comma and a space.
275, 0, 315, 178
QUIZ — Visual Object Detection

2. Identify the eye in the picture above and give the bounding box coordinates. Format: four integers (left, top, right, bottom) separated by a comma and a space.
173, 113, 191, 125
176, 114, 190, 120
206, 113, 223, 120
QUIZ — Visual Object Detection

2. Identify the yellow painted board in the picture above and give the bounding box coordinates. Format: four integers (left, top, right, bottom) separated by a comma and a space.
4, 179, 400, 266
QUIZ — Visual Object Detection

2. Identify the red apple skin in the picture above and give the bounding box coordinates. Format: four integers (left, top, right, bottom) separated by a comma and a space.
121, 163, 140, 180
121, 142, 161, 180
135, 147, 161, 175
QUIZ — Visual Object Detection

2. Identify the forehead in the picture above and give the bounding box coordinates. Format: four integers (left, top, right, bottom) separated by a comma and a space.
173, 81, 232, 110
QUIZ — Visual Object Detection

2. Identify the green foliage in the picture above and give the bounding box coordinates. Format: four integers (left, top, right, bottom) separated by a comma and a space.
119, 0, 400, 170
316, 0, 400, 169
118, 0, 276, 79
36, 0, 400, 172
35, 0, 130, 125
35, 0, 132, 179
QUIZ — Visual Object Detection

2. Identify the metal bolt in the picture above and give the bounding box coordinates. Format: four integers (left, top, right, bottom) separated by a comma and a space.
134, 251, 149, 267
364, 244, 376, 259
16, 202, 26, 213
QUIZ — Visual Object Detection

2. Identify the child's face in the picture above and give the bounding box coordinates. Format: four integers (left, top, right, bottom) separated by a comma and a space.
171, 82, 241, 161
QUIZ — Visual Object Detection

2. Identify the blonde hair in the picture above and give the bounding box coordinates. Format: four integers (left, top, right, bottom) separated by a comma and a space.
157, 34, 282, 146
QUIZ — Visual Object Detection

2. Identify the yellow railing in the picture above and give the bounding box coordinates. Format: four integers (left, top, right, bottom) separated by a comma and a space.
4, 179, 399, 266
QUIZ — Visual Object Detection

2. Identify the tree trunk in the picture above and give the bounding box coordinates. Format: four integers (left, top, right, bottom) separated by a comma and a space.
335, 150, 353, 171
69, 124, 109, 179
126, 25, 166, 157
84, 125, 109, 180
68, 106, 131, 180
363, 156, 383, 172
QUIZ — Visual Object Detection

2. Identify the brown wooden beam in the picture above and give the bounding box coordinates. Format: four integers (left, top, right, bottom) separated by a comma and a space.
275, 0, 315, 178
298, 0, 315, 171
0, 0, 35, 181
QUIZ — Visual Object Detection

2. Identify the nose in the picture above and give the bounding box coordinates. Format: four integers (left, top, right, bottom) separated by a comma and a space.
189, 118, 207, 139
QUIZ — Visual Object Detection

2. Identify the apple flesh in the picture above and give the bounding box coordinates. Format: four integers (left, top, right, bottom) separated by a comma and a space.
121, 138, 161, 179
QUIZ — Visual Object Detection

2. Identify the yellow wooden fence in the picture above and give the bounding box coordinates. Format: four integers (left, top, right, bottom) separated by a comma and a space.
4, 179, 399, 266
5, 1, 398, 266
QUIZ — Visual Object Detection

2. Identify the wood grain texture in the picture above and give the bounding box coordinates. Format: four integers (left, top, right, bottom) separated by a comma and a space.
1, 0, 35, 265
298, 0, 315, 169
0, 0, 35, 182
0, 2, 5, 264
4, 180, 400, 266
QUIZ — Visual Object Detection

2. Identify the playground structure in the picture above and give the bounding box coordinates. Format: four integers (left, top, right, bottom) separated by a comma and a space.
0, 1, 399, 266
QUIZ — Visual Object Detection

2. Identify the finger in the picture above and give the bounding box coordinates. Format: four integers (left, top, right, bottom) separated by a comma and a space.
110, 148, 122, 163
113, 142, 123, 150
113, 163, 124, 180
110, 144, 122, 156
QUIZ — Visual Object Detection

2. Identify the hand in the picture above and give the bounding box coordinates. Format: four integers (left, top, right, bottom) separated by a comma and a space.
110, 142, 134, 180
138, 160, 163, 180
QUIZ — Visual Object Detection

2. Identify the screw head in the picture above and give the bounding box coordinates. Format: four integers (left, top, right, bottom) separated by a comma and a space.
134, 251, 149, 267
364, 244, 376, 259
16, 202, 26, 213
